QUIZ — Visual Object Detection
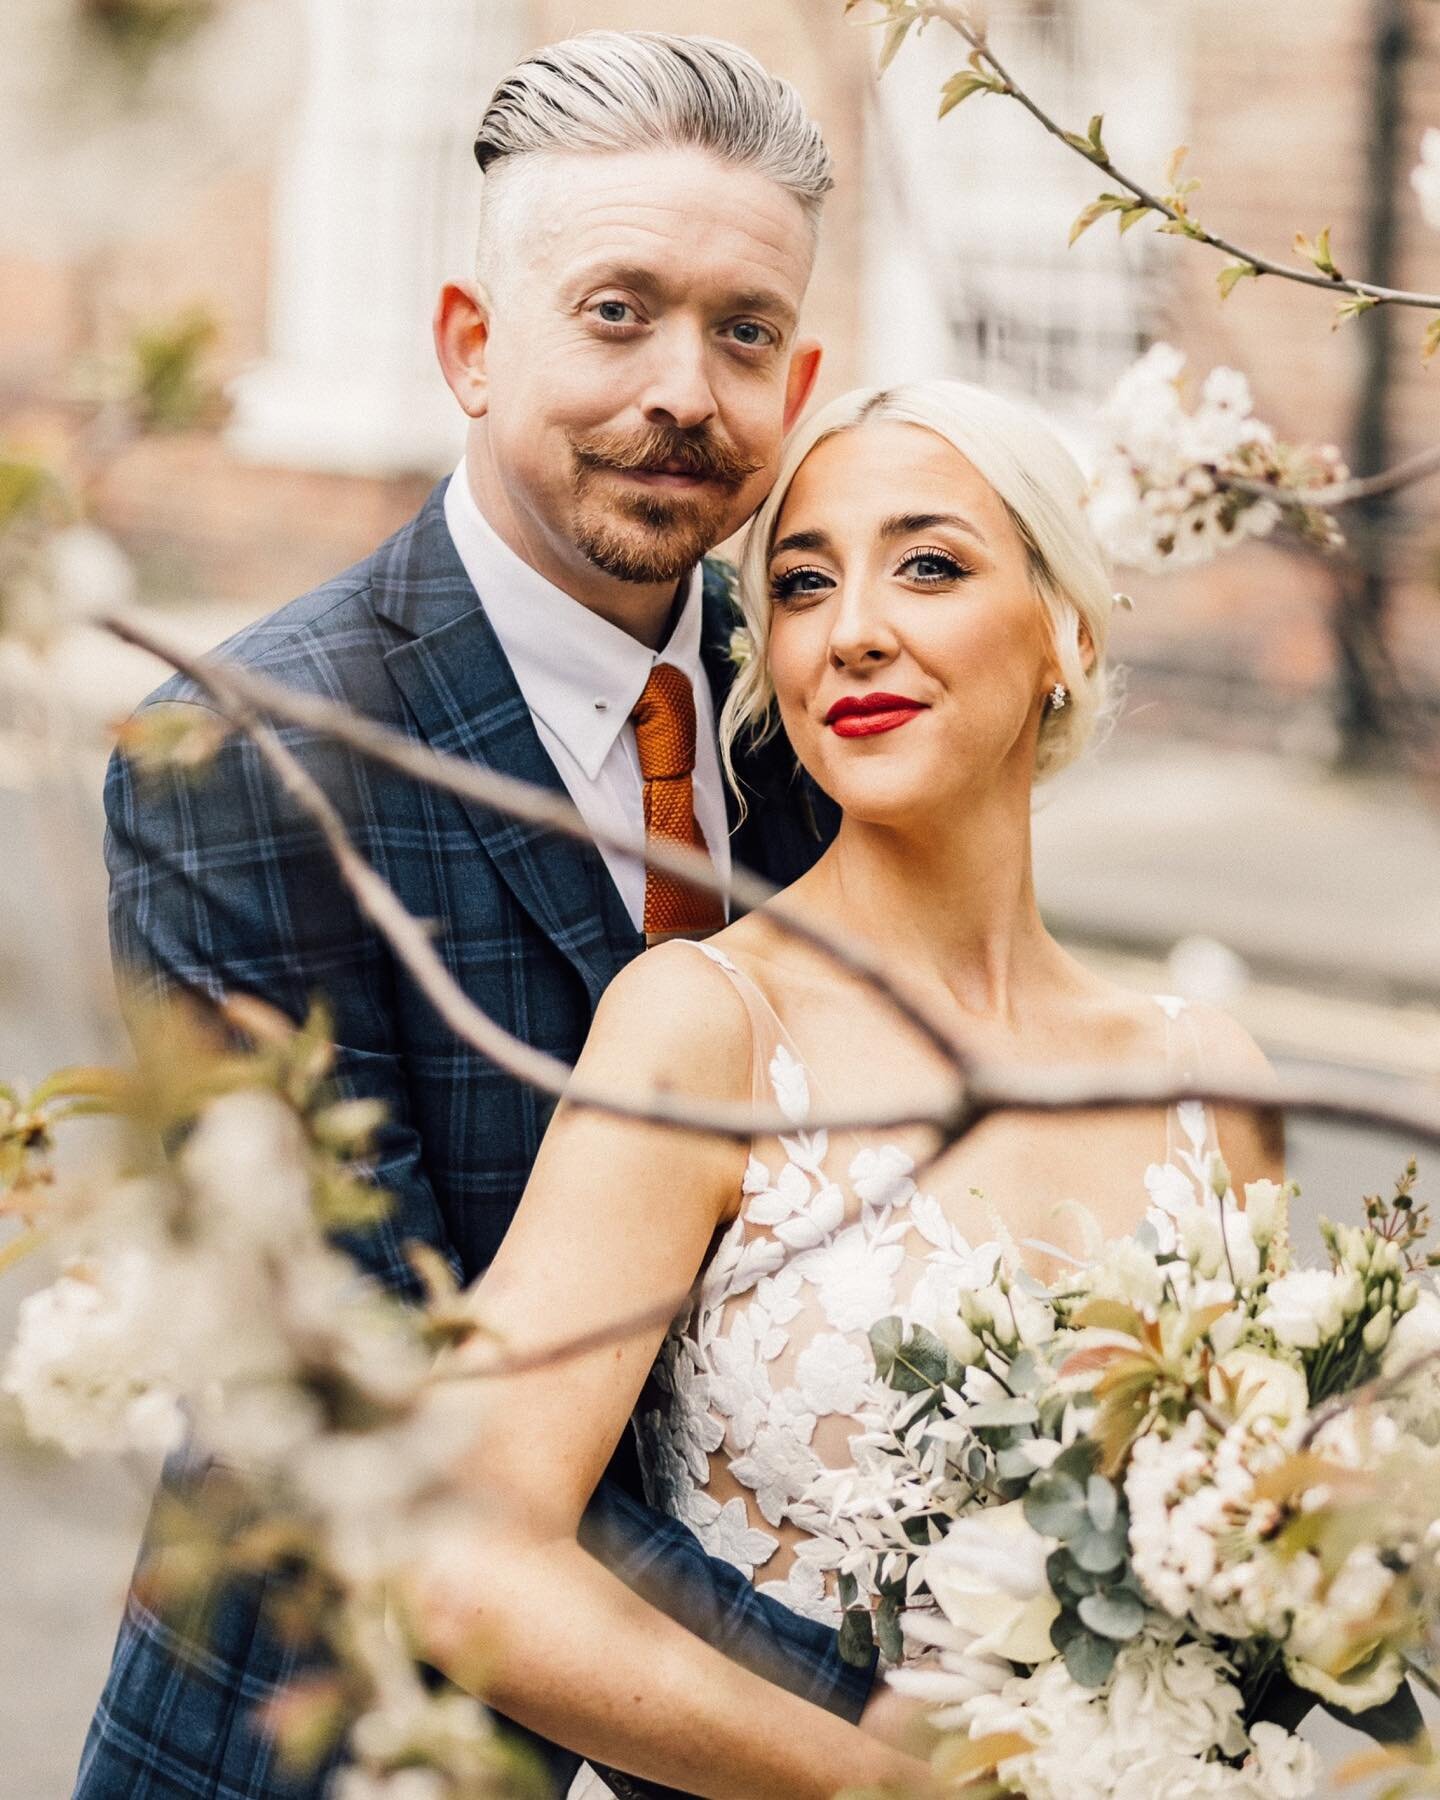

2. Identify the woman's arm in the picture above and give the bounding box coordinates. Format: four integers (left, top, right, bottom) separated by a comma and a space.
416, 944, 928, 1800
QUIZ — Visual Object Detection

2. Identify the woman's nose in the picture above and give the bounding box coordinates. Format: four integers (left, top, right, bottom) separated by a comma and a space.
827, 586, 899, 669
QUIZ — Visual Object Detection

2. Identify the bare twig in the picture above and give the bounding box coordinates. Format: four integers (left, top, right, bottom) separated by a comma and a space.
101, 609, 969, 1080
103, 612, 1440, 1160
906, 1, 1440, 314
236, 693, 947, 1145
1301, 1344, 1440, 1449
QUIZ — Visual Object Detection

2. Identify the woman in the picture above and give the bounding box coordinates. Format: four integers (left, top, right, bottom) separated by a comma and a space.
420, 381, 1281, 1797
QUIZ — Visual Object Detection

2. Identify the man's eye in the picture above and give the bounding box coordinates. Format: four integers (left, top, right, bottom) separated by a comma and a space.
769, 565, 831, 602
592, 300, 638, 326
729, 321, 777, 350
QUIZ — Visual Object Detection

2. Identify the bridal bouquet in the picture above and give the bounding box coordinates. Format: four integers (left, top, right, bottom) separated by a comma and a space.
821, 1149, 1440, 1799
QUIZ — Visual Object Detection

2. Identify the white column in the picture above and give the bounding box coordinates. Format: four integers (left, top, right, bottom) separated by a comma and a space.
228, 0, 527, 477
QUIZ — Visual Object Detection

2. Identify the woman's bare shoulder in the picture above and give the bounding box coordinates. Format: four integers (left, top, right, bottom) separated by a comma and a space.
584, 937, 755, 1102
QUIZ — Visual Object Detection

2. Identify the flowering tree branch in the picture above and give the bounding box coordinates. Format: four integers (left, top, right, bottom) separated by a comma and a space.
1225, 441, 1440, 513
866, 0, 1440, 343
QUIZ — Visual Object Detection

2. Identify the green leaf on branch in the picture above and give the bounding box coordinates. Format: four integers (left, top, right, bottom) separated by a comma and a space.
1062, 114, 1109, 164
1069, 193, 1133, 246
877, 13, 918, 75
1295, 226, 1341, 279
1217, 259, 1260, 300
1423, 316, 1440, 364
1333, 294, 1382, 330
939, 70, 1004, 116
1116, 204, 1152, 235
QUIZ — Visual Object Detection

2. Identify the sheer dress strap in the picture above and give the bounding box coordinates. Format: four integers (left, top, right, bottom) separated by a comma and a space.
672, 939, 827, 1114
1153, 993, 1221, 1171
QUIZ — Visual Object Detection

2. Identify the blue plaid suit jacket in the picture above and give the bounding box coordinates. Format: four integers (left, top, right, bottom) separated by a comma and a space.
76, 485, 872, 1800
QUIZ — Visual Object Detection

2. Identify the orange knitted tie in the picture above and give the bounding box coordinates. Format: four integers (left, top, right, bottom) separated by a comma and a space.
630, 663, 725, 938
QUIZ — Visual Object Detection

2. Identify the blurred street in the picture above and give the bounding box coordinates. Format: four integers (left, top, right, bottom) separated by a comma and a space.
2, 631, 1439, 1793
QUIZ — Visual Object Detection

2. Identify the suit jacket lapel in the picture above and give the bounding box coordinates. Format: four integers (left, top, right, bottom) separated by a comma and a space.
375, 487, 638, 1006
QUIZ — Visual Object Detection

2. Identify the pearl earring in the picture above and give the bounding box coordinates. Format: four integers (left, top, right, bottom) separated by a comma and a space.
1048, 683, 1069, 713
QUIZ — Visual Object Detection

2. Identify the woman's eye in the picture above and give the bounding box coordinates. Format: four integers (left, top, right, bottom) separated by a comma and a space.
768, 565, 832, 602
899, 548, 969, 584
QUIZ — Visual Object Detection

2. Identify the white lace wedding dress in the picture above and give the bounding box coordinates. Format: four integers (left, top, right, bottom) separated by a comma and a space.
568, 940, 1220, 1798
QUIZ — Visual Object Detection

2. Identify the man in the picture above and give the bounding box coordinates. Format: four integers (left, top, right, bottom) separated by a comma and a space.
77, 31, 873, 1800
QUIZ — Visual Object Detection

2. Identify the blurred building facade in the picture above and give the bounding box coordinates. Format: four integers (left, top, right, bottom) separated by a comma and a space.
2, 0, 1438, 755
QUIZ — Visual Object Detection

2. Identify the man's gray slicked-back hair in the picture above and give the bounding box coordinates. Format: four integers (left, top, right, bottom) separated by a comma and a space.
474, 30, 834, 223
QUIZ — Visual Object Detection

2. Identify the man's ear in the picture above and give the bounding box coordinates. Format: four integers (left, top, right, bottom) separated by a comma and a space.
782, 337, 823, 431
434, 280, 492, 419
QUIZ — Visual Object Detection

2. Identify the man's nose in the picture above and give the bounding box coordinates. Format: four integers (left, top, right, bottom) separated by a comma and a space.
638, 324, 719, 432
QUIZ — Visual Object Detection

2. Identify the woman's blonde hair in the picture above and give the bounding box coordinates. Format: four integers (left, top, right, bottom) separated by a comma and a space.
721, 380, 1117, 799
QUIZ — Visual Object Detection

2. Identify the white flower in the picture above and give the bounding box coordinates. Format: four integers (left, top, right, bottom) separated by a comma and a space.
1212, 1348, 1309, 1427
1258, 1266, 1363, 1349
1413, 127, 1440, 231
1285, 1641, 1405, 1714
3, 1252, 184, 1455
1106, 1638, 1248, 1761
768, 1045, 810, 1123
179, 1090, 316, 1251
793, 1226, 903, 1333
1089, 1237, 1165, 1312
923, 1501, 1061, 1666
1245, 1722, 1319, 1799
1381, 1285, 1440, 1444
794, 1334, 871, 1416
848, 1145, 915, 1211
1241, 1179, 1286, 1248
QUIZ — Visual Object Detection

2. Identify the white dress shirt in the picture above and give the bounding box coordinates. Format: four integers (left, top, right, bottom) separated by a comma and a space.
443, 465, 731, 931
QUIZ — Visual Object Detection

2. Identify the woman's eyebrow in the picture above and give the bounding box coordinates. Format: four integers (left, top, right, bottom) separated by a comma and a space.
879, 511, 986, 544
769, 528, 831, 558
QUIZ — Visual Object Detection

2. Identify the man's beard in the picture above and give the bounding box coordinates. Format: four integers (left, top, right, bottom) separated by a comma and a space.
569, 423, 763, 585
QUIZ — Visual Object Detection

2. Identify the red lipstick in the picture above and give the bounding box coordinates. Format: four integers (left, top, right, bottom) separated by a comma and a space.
824, 692, 928, 738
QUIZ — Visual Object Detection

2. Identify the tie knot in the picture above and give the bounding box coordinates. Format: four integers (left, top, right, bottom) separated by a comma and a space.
631, 663, 698, 782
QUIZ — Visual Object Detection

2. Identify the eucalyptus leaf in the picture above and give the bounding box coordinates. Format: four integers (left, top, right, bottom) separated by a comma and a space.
1070, 1523, 1128, 1574
1024, 1472, 1089, 1539
839, 1606, 875, 1668
1078, 1587, 1146, 1641
869, 1315, 903, 1382
1063, 1629, 1119, 1688
1086, 1475, 1118, 1533
1047, 1549, 1102, 1601
877, 1594, 905, 1666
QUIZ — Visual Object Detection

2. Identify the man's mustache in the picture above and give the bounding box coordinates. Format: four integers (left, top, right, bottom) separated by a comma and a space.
572, 425, 763, 489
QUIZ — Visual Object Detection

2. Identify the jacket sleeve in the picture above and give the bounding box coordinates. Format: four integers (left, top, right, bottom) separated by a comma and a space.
103, 700, 457, 1297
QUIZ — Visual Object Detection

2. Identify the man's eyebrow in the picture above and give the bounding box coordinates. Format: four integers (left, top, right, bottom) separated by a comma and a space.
879, 511, 987, 545
562, 263, 797, 331
726, 288, 798, 331
770, 528, 831, 557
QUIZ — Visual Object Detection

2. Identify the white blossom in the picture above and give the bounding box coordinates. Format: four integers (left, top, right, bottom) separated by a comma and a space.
1259, 1266, 1364, 1349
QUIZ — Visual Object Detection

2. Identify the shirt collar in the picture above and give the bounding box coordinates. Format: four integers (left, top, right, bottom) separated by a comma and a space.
443, 464, 705, 781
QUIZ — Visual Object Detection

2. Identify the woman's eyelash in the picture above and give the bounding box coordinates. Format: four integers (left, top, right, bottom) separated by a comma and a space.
768, 564, 831, 601
898, 546, 970, 581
